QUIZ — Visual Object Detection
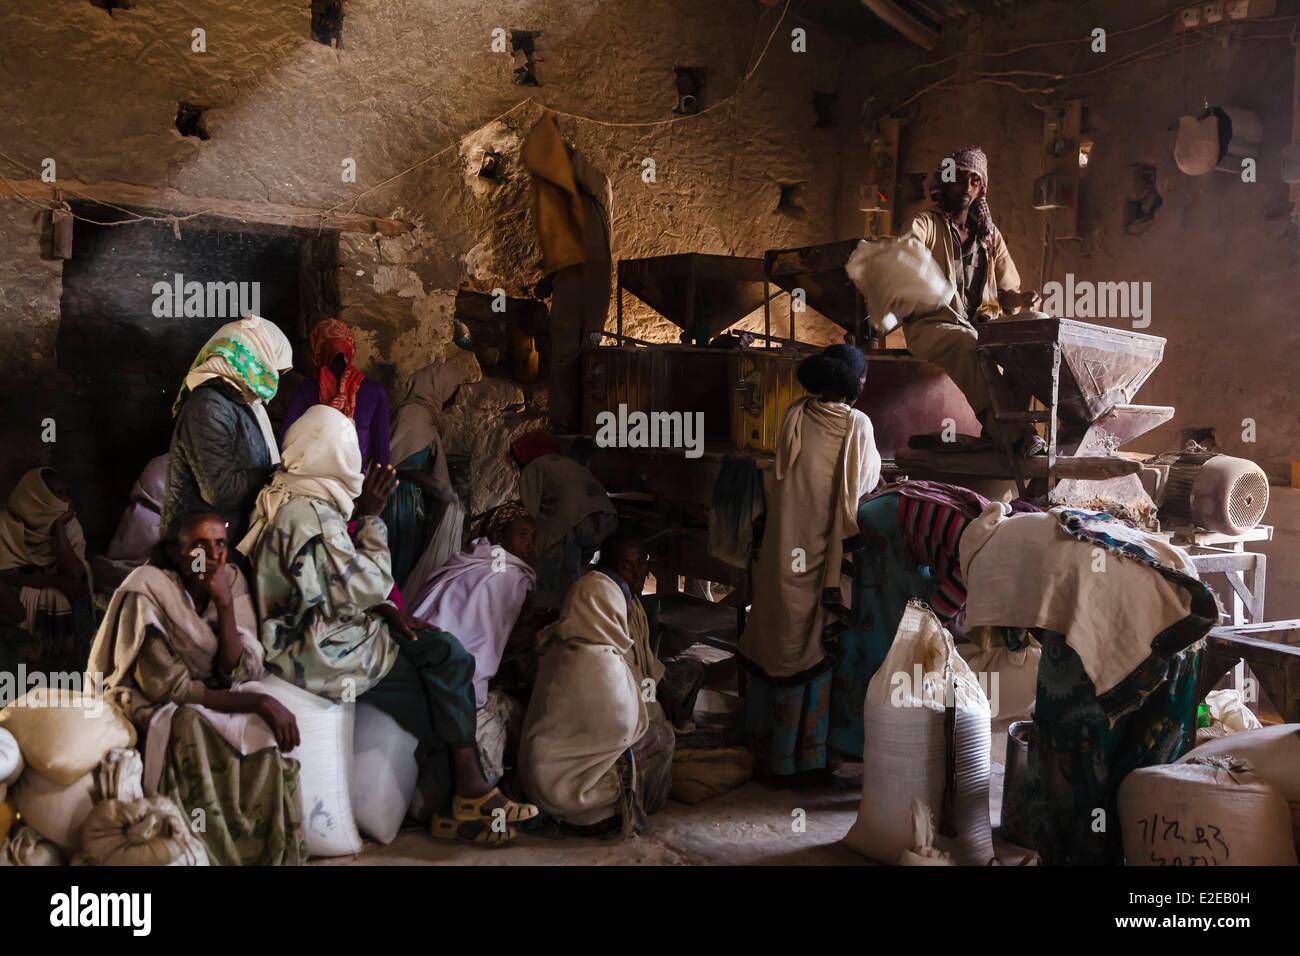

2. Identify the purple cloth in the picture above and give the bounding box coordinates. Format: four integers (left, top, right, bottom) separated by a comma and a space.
280, 376, 391, 470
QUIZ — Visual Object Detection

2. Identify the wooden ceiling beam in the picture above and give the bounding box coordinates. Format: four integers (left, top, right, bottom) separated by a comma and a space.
860, 0, 939, 50
0, 178, 413, 235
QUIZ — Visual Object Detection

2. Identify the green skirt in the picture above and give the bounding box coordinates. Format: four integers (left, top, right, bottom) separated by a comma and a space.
159, 707, 307, 866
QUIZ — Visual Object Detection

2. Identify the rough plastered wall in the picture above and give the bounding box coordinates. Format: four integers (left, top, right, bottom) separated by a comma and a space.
838, 0, 1300, 616
0, 0, 860, 506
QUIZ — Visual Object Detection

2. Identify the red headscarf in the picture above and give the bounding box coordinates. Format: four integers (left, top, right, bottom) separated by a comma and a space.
310, 319, 365, 418
511, 431, 562, 467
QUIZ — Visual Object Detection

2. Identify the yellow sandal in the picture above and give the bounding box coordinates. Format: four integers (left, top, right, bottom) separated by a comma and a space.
451, 786, 540, 824
431, 815, 517, 847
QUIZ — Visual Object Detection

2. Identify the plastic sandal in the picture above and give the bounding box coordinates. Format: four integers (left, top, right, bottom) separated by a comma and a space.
451, 786, 540, 824
431, 815, 517, 847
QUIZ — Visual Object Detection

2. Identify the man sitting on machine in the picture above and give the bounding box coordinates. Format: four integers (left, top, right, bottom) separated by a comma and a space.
902, 145, 1048, 458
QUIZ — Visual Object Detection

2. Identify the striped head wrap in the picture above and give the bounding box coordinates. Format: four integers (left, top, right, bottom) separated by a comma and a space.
474, 500, 531, 543
929, 145, 995, 250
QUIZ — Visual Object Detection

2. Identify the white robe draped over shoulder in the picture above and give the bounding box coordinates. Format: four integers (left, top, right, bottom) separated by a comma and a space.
738, 397, 880, 678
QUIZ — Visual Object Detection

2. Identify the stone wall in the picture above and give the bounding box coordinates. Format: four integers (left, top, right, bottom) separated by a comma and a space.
0, 0, 862, 506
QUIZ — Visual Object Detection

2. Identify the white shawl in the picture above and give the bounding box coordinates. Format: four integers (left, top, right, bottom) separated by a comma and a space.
239, 405, 364, 555
519, 572, 649, 825
739, 398, 880, 677
84, 563, 276, 793
959, 504, 1198, 696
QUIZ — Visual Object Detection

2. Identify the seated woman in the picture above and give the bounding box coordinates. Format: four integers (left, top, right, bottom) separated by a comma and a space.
163, 314, 294, 546
240, 405, 536, 846
959, 503, 1218, 865
828, 480, 1039, 760
512, 431, 617, 609
383, 363, 470, 602
0, 468, 95, 674
738, 345, 880, 785
86, 510, 305, 865
279, 319, 390, 471
92, 453, 169, 592
408, 501, 537, 711
519, 533, 674, 836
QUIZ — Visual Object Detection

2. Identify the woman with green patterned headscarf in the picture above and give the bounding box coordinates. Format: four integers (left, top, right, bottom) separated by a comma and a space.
161, 315, 294, 547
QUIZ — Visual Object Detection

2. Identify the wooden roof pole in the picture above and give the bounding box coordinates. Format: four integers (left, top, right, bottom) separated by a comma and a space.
860, 0, 939, 51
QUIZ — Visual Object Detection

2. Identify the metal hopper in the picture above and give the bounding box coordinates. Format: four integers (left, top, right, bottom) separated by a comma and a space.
616, 254, 775, 346
763, 240, 867, 336
976, 317, 1173, 456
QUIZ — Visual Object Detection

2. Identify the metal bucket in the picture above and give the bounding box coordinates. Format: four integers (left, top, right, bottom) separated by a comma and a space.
1000, 720, 1034, 848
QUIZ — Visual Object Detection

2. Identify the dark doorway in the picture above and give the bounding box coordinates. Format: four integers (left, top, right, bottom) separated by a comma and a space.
53, 206, 335, 550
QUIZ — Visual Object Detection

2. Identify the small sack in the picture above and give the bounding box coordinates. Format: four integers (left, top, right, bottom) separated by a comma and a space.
0, 824, 66, 866
98, 747, 144, 802
0, 727, 22, 786
0, 688, 135, 786
80, 795, 209, 867
1195, 688, 1262, 743
898, 800, 956, 867
845, 237, 956, 335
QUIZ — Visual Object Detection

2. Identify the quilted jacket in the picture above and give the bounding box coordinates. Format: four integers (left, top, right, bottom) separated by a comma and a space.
161, 379, 274, 546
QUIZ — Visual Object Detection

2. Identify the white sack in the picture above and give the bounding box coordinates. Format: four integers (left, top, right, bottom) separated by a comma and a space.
844, 601, 994, 865
351, 702, 418, 846
259, 674, 361, 857
844, 237, 956, 336
0, 727, 21, 786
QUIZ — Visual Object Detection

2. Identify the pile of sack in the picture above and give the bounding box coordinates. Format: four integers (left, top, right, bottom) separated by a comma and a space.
0, 689, 205, 865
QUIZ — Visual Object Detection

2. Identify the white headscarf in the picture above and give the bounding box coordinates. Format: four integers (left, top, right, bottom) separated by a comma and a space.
179, 315, 294, 465
237, 405, 365, 555
388, 364, 469, 467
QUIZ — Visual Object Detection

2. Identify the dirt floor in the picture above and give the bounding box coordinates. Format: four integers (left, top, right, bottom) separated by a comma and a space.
322, 716, 1033, 867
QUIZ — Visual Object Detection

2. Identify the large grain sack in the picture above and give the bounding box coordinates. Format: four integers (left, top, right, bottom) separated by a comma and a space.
957, 641, 1040, 720
11, 766, 96, 851
350, 702, 418, 845
1181, 724, 1300, 850
844, 601, 994, 865
0, 688, 134, 786
1119, 756, 1297, 866
258, 673, 361, 857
